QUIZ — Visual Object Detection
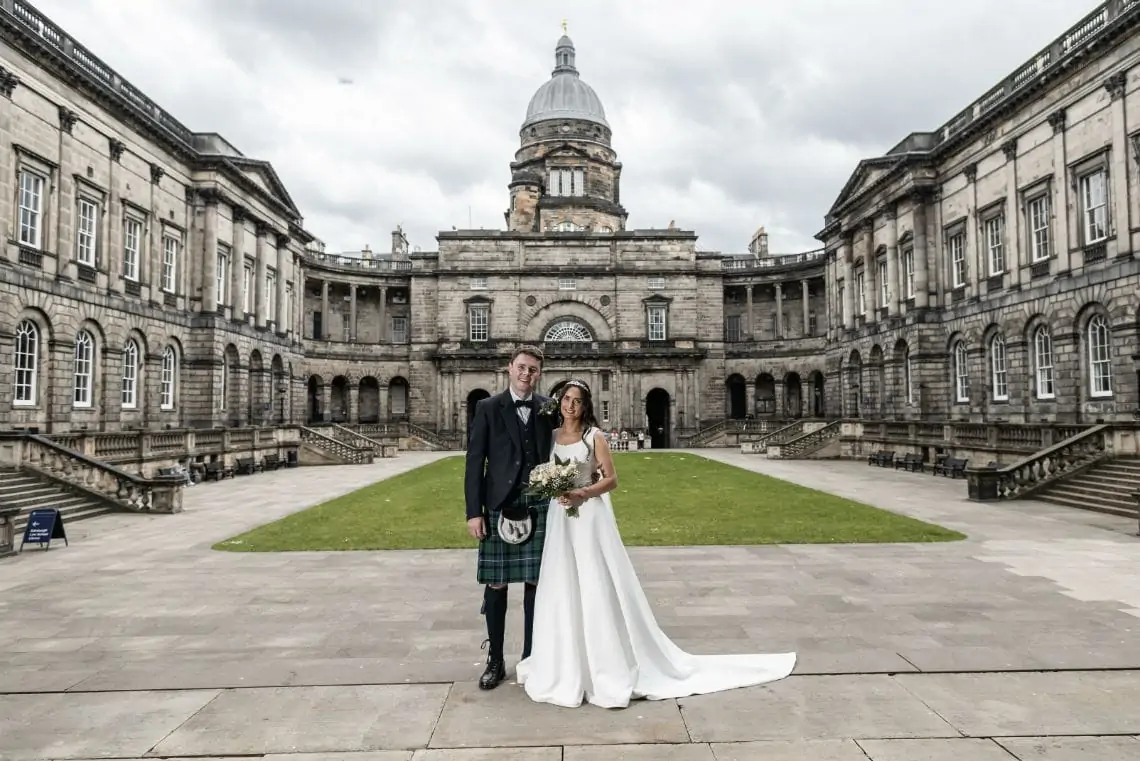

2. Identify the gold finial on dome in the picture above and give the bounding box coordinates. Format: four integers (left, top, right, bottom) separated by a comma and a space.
562, 19, 568, 35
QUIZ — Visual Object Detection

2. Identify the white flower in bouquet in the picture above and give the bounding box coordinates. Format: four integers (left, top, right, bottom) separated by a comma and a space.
526, 455, 583, 517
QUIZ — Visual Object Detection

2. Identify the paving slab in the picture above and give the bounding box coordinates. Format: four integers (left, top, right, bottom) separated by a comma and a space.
429, 681, 690, 747
564, 744, 715, 760
150, 684, 450, 756
997, 735, 1140, 759
411, 750, 559, 761
895, 670, 1140, 737
677, 675, 956, 742
0, 689, 219, 761
707, 740, 870, 760
856, 738, 1014, 760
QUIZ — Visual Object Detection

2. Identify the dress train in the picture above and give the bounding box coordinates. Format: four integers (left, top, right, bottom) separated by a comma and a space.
514, 435, 796, 708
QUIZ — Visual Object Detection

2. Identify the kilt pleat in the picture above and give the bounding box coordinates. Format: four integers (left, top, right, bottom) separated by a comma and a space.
476, 491, 550, 585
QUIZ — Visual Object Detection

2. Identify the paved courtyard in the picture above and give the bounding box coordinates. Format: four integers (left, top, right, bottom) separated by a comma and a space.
1, 450, 1139, 760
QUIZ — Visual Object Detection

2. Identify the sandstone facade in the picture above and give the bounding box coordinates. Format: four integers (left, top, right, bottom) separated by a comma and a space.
1, 2, 1138, 452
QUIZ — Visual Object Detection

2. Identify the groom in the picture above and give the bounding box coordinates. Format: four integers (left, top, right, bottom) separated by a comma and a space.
464, 345, 555, 690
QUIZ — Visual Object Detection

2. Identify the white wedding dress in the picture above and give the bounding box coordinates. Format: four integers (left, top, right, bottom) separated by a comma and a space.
515, 427, 797, 708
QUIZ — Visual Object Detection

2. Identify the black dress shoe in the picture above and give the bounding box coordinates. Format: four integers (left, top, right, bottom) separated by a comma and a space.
479, 657, 506, 690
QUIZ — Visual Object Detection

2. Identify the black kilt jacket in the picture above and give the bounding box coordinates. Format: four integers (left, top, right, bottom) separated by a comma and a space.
464, 389, 554, 522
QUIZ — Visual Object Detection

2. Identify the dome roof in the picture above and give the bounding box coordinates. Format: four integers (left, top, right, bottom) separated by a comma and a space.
522, 34, 609, 129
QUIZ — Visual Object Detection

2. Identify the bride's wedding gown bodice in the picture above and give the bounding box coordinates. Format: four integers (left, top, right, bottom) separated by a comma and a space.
515, 426, 796, 709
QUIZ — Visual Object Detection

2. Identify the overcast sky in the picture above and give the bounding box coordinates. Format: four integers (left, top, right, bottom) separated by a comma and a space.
34, 0, 1101, 255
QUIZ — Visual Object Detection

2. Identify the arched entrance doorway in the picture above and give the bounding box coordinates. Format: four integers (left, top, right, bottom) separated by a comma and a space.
307, 375, 323, 423
784, 372, 802, 418
645, 388, 671, 449
725, 374, 747, 419
466, 389, 490, 430
808, 371, 825, 417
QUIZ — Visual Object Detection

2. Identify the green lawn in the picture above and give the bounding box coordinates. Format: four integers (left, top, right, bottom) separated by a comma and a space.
213, 453, 964, 552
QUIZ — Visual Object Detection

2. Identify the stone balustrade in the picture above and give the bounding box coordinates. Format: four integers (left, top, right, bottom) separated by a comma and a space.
0, 504, 18, 558
965, 425, 1112, 501
0, 432, 184, 514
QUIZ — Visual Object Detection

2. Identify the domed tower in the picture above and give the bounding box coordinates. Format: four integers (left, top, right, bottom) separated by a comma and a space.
506, 29, 628, 234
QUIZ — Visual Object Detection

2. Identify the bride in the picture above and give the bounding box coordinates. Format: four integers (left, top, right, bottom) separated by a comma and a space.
515, 379, 796, 709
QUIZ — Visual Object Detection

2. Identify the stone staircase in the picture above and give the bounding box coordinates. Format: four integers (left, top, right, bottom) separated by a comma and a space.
0, 467, 115, 535
1034, 457, 1140, 519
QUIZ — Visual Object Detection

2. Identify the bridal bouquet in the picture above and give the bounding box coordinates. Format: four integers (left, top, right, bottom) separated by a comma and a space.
525, 456, 583, 517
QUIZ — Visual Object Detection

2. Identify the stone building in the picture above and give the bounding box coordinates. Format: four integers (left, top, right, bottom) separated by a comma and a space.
817, 0, 1140, 425
1, 0, 1137, 460
0, 2, 313, 437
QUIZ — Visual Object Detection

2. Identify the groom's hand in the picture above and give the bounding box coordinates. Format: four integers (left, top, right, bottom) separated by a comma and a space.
467, 517, 486, 540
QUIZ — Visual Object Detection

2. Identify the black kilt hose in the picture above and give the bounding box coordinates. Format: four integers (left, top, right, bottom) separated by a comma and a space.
476, 490, 549, 585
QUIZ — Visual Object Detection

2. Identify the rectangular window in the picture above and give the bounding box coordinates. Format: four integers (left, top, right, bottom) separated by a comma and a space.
877, 259, 888, 307
18, 170, 44, 249
162, 235, 179, 292
647, 305, 666, 341
725, 315, 741, 342
76, 198, 98, 266
948, 233, 966, 287
1028, 195, 1051, 261
469, 304, 489, 341
601, 400, 610, 421
855, 271, 865, 314
392, 316, 408, 343
1080, 169, 1107, 244
470, 277, 487, 290
903, 248, 914, 299
243, 264, 253, 313
984, 215, 1005, 275
558, 277, 576, 290
266, 270, 276, 321
122, 216, 142, 281
216, 247, 228, 306
647, 276, 665, 290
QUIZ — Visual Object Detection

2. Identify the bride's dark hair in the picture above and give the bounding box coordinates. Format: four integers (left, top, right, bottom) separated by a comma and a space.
549, 379, 600, 432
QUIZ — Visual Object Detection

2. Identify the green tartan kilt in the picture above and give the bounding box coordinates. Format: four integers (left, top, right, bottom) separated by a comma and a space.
476, 491, 550, 585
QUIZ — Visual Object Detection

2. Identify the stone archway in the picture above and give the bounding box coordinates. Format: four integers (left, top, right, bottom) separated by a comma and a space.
784, 372, 803, 418
726, 374, 747, 419
307, 375, 323, 424
467, 388, 491, 430
645, 388, 671, 449
808, 370, 826, 417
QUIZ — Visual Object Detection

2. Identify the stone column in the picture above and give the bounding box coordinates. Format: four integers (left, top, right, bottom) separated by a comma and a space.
349, 283, 358, 341
840, 237, 853, 329
964, 164, 980, 293
801, 279, 810, 335
229, 207, 245, 318
885, 207, 900, 316
745, 285, 753, 339
1049, 109, 1071, 273
54, 107, 76, 281
774, 283, 783, 338
863, 221, 877, 324
1106, 73, 1131, 258
378, 286, 388, 342
320, 280, 330, 339
200, 193, 219, 312
276, 235, 289, 331
0, 71, 19, 261
255, 226, 269, 328
912, 200, 930, 309
1002, 140, 1021, 288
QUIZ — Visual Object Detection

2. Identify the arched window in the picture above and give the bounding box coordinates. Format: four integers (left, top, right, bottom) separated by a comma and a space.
1033, 326, 1054, 399
122, 339, 140, 409
13, 319, 38, 406
953, 341, 969, 403
989, 333, 1008, 401
544, 320, 593, 342
552, 221, 584, 232
73, 330, 94, 408
1088, 314, 1112, 397
160, 346, 177, 410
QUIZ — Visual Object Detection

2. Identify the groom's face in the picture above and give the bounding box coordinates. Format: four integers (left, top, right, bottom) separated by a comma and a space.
508, 352, 542, 397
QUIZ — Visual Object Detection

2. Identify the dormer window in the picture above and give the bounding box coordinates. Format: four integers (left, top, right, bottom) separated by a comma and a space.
553, 221, 584, 232
549, 167, 585, 197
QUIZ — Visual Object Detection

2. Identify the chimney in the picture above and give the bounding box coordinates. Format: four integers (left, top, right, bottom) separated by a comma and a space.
392, 225, 409, 256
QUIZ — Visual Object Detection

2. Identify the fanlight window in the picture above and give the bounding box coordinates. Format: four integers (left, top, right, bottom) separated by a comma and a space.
544, 320, 593, 342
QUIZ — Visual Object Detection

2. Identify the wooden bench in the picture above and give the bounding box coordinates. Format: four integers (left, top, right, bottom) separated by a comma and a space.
932, 457, 968, 478
868, 450, 896, 467
235, 457, 260, 476
894, 453, 924, 472
262, 453, 281, 471
203, 461, 234, 481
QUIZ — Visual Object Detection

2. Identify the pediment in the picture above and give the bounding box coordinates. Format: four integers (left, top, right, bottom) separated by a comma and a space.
544, 143, 591, 160
827, 157, 899, 215
224, 157, 300, 217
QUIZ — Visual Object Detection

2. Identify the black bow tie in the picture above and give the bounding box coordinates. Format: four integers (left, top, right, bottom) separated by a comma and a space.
514, 399, 531, 408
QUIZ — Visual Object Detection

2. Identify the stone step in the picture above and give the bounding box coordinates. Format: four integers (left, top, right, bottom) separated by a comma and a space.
1035, 491, 1137, 520
1048, 482, 1136, 507
0, 467, 116, 538
1079, 471, 1140, 489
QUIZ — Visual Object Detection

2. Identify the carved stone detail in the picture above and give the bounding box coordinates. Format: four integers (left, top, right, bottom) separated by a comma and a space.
1001, 138, 1018, 161
963, 163, 978, 183
58, 106, 78, 134
149, 163, 164, 184
0, 67, 19, 98
109, 138, 125, 162
1048, 109, 1066, 133
1104, 71, 1127, 100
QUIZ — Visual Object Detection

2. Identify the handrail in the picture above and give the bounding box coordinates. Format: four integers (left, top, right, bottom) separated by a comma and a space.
0, 431, 183, 513
983, 424, 1110, 499
299, 426, 373, 464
